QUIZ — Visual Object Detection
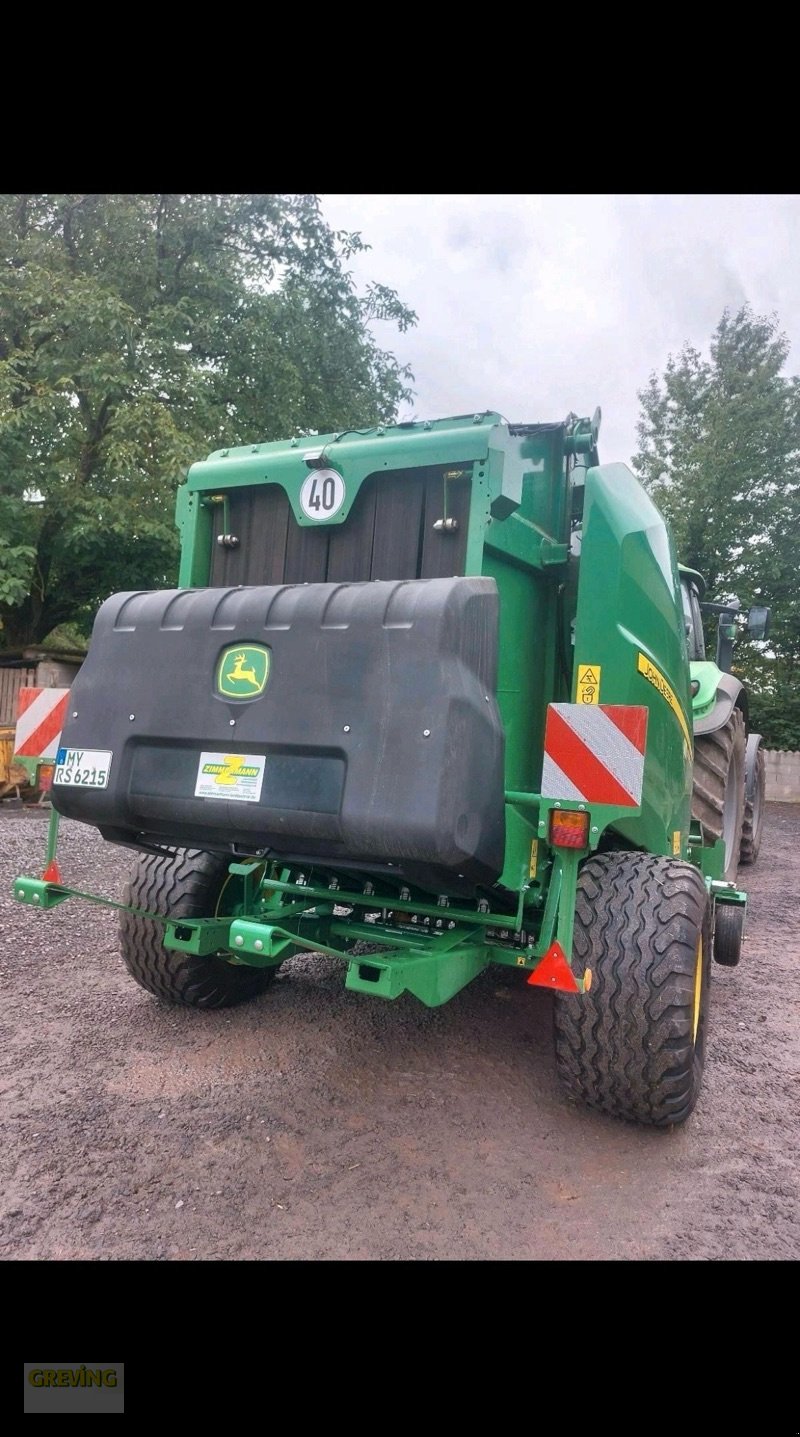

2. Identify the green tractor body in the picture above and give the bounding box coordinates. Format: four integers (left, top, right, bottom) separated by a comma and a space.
14, 410, 762, 1125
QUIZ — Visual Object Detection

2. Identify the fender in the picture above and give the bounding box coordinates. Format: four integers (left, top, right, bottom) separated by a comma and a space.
691, 664, 748, 736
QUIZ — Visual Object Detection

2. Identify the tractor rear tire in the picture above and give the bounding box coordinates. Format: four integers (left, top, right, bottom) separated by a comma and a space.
739, 743, 765, 866
691, 707, 746, 882
120, 849, 277, 1008
553, 851, 712, 1127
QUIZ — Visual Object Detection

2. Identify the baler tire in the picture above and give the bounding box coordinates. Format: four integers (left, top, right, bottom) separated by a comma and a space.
553, 851, 712, 1127
120, 849, 277, 1008
691, 707, 746, 882
739, 745, 765, 866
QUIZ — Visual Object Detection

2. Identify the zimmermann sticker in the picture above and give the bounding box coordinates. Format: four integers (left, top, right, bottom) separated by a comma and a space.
195, 752, 266, 802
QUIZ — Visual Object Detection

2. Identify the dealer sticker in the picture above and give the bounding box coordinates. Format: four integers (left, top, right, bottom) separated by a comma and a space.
195, 751, 266, 802
53, 748, 113, 788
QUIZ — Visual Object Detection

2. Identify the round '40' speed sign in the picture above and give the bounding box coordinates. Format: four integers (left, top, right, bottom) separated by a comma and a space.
300, 468, 346, 521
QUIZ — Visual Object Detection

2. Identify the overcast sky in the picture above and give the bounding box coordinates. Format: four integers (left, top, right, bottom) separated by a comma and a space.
320, 194, 800, 467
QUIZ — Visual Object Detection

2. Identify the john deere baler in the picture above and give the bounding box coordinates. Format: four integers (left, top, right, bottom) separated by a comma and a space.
14, 410, 748, 1125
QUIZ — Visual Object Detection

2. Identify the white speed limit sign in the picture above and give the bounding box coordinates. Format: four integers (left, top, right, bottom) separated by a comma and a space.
300, 468, 346, 521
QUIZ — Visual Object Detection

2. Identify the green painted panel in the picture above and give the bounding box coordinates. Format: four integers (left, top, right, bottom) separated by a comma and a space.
572, 465, 693, 855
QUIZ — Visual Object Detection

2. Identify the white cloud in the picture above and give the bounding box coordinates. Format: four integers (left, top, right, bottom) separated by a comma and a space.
321, 193, 800, 467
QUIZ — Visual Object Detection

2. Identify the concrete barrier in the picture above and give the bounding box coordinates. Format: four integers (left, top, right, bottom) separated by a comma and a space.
764, 749, 800, 803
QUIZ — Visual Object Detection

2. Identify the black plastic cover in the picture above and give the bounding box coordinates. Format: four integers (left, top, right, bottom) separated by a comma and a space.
53, 579, 505, 892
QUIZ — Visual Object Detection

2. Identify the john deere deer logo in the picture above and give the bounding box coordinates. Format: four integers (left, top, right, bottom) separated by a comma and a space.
216, 644, 270, 699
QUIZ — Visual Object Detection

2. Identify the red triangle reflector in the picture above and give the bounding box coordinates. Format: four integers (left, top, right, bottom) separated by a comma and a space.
527, 941, 580, 993
43, 860, 63, 884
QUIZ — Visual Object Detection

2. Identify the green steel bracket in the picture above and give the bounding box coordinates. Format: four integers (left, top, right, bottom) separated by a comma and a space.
692, 836, 726, 880
229, 909, 491, 1006
12, 876, 70, 910
176, 485, 214, 587
484, 511, 567, 571
13, 755, 42, 785
227, 858, 265, 911
45, 806, 60, 865
487, 435, 523, 519
345, 935, 489, 1007
228, 919, 300, 966
164, 918, 234, 955
539, 538, 569, 566
537, 854, 561, 953
554, 849, 580, 958
13, 872, 179, 924
708, 880, 747, 908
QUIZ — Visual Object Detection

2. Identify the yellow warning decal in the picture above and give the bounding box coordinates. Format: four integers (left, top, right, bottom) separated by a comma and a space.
576, 663, 601, 705
637, 652, 692, 754
529, 839, 539, 878
672, 829, 682, 856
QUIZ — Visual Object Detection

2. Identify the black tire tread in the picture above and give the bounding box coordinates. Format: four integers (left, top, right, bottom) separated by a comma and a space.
691, 707, 746, 882
713, 903, 744, 967
120, 848, 275, 1008
739, 746, 765, 865
553, 851, 710, 1127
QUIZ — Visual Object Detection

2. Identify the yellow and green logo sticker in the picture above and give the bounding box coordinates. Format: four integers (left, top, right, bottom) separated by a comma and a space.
216, 644, 270, 699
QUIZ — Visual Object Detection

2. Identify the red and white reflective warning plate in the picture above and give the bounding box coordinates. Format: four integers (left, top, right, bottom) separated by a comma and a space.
541, 703, 648, 808
14, 687, 71, 761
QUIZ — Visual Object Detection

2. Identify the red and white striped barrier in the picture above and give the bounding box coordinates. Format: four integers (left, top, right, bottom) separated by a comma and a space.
14, 687, 71, 762
541, 703, 648, 808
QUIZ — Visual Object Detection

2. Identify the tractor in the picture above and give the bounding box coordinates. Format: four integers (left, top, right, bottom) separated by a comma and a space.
13, 409, 767, 1125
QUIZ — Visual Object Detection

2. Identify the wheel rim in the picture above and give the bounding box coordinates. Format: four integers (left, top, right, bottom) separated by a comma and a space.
692, 936, 703, 1044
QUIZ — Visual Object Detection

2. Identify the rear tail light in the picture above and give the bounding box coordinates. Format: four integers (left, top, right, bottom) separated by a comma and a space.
38, 764, 54, 793
548, 809, 590, 848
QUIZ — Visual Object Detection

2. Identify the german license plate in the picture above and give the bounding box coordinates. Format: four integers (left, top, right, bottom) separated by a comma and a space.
53, 748, 113, 788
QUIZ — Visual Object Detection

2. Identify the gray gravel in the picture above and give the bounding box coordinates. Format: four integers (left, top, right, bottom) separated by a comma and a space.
1, 803, 799, 1260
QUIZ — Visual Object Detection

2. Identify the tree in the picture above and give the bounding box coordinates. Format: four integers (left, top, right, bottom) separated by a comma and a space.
634, 306, 800, 750
0, 194, 416, 647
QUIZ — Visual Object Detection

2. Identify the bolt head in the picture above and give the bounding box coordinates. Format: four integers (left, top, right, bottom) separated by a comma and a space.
254, 939, 264, 951
229, 719, 236, 727
129, 714, 135, 721
343, 725, 350, 733
234, 935, 244, 947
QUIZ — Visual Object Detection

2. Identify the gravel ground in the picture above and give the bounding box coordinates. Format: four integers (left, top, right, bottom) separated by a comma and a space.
1, 803, 798, 1261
